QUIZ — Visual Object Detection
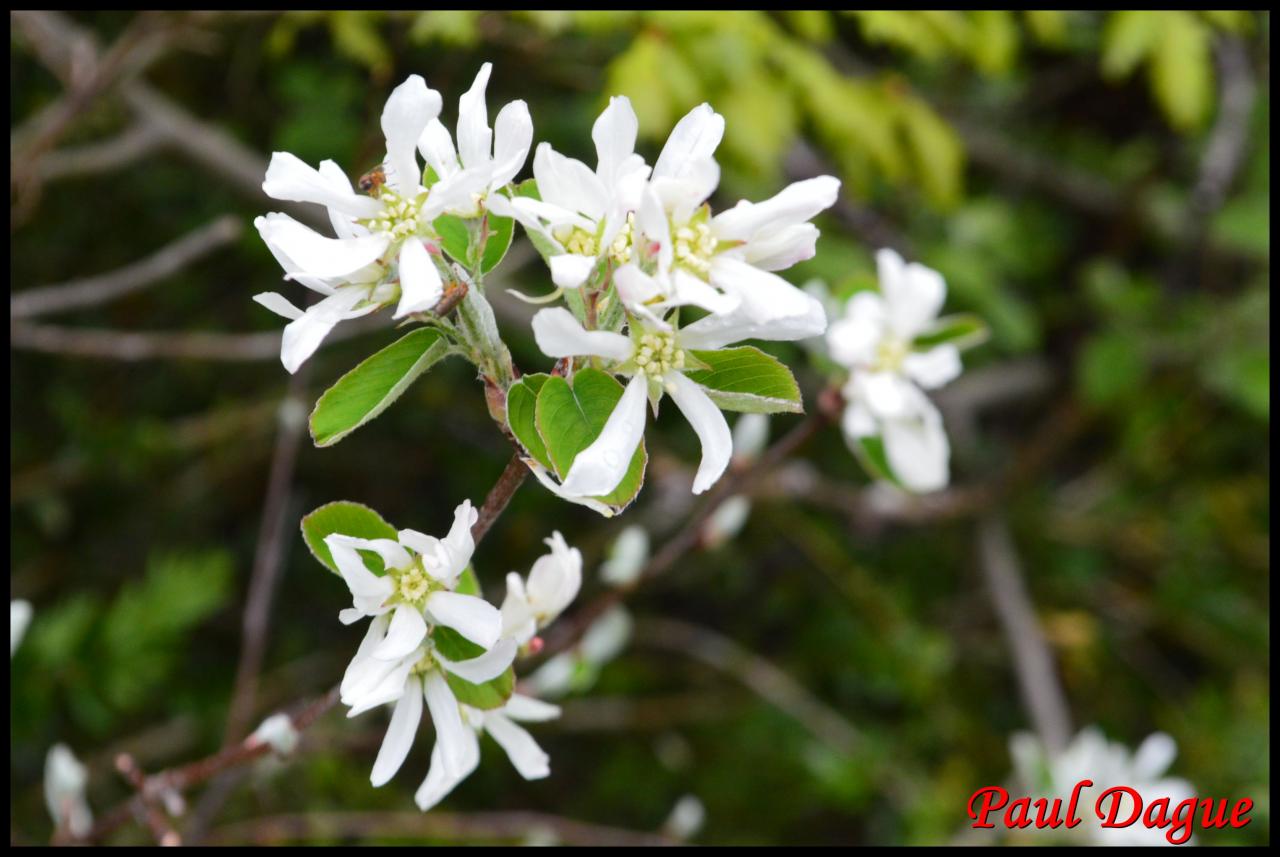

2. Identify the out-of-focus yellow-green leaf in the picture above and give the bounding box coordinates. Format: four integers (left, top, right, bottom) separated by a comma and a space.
1024, 10, 1069, 47
1151, 11, 1213, 131
785, 10, 834, 44
328, 11, 389, 77
1101, 10, 1161, 79
719, 72, 795, 178
1200, 10, 1253, 33
604, 33, 676, 134
897, 94, 964, 208
969, 11, 1018, 75
852, 10, 949, 61
410, 10, 482, 47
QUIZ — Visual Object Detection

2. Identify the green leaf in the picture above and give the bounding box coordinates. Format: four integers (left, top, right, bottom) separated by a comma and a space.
432, 625, 514, 710
507, 373, 553, 469
1101, 10, 1159, 80
480, 212, 514, 273
853, 434, 903, 488
1151, 11, 1212, 131
683, 347, 803, 414
446, 666, 516, 710
455, 565, 483, 598
310, 328, 452, 447
535, 368, 647, 507
915, 313, 990, 351
433, 214, 471, 265
898, 94, 964, 209
301, 501, 398, 576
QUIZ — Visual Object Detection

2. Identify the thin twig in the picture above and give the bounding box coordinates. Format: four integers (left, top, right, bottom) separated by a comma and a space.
471, 453, 529, 544
10, 215, 242, 319
976, 513, 1073, 755
34, 119, 166, 182
635, 616, 861, 756
222, 370, 312, 744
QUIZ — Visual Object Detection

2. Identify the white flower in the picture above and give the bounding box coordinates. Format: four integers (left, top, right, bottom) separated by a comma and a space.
325, 500, 501, 652
703, 494, 751, 548
415, 693, 561, 812
416, 62, 533, 218
44, 744, 92, 838
529, 304, 822, 497
827, 248, 962, 492
731, 413, 770, 464
662, 794, 707, 841
11, 599, 32, 657
599, 525, 649, 587
254, 73, 482, 372
612, 104, 841, 326
490, 95, 649, 291
1010, 727, 1196, 846
250, 713, 299, 756
500, 531, 583, 645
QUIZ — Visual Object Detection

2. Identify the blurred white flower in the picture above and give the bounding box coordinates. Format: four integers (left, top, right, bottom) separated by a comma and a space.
662, 794, 707, 841
500, 531, 583, 645
11, 599, 32, 657
250, 713, 299, 756
703, 495, 751, 549
731, 413, 770, 464
526, 606, 633, 700
1010, 726, 1196, 846
44, 744, 92, 838
827, 248, 963, 492
599, 525, 649, 587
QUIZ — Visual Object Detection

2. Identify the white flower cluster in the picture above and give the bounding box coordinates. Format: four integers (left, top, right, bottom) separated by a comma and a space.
511, 99, 840, 500
327, 500, 580, 811
254, 63, 531, 372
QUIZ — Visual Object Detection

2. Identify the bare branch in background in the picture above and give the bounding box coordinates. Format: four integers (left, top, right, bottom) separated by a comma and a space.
34, 120, 167, 182
636, 616, 861, 756
10, 216, 243, 319
977, 513, 1073, 755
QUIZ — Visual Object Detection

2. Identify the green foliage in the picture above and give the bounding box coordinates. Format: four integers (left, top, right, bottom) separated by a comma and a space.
301, 501, 399, 575
534, 369, 648, 509
310, 329, 454, 447
432, 626, 516, 710
683, 347, 804, 414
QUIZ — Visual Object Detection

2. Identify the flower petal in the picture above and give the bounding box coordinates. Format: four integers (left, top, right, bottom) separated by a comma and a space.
490, 99, 532, 189
530, 307, 632, 361
457, 63, 494, 171
263, 152, 382, 218
484, 714, 550, 780
593, 95, 639, 188
414, 729, 479, 812
502, 694, 562, 723
708, 257, 813, 325
548, 254, 597, 290
381, 74, 441, 195
712, 175, 840, 242
253, 291, 304, 321
417, 118, 458, 179
438, 636, 517, 684
425, 591, 502, 650
526, 461, 618, 517
326, 532, 395, 612
258, 214, 389, 280
370, 673, 423, 786
423, 670, 473, 777
652, 103, 724, 180
678, 289, 826, 351
560, 374, 648, 497
531, 143, 607, 220
345, 653, 416, 717
902, 344, 961, 389
881, 393, 950, 493
825, 292, 886, 368
393, 239, 444, 318
877, 248, 946, 340
373, 604, 429, 661
1132, 732, 1178, 780
665, 372, 733, 494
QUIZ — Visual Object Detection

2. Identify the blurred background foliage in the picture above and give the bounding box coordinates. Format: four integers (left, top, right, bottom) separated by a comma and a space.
9, 9, 1269, 846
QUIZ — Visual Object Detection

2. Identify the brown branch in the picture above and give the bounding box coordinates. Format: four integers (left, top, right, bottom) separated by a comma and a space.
471, 453, 530, 544
976, 513, 1073, 755
10, 215, 242, 319
203, 810, 678, 847
222, 370, 312, 744
9, 312, 389, 362
34, 119, 167, 182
